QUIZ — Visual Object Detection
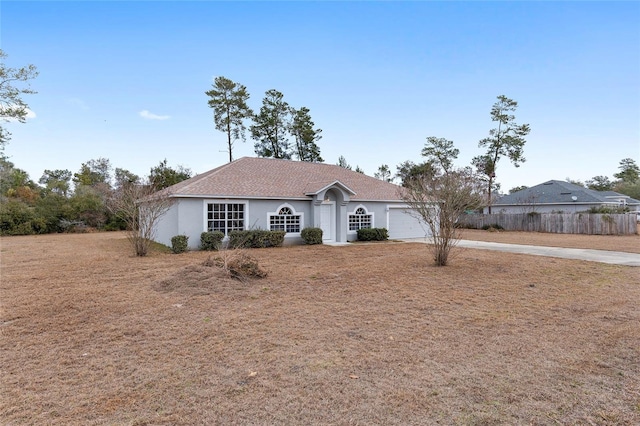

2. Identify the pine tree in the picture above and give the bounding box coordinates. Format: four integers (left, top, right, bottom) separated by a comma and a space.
206, 76, 252, 162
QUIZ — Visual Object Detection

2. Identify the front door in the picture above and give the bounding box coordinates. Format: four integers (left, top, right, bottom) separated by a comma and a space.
320, 202, 335, 241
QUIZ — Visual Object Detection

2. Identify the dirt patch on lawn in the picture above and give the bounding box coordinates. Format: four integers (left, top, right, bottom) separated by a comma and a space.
1, 232, 639, 425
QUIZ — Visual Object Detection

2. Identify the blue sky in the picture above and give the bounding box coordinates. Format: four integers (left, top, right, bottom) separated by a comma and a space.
2, 1, 639, 192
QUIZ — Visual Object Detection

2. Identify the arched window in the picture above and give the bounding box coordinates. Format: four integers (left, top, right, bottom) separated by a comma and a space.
269, 206, 302, 233
349, 206, 372, 231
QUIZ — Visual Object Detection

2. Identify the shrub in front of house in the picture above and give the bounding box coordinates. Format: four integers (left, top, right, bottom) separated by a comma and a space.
301, 227, 323, 245
228, 230, 286, 249
357, 227, 389, 241
200, 231, 224, 251
171, 235, 189, 253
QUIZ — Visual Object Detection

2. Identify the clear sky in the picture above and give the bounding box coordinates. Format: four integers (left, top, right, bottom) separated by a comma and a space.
2, 1, 639, 192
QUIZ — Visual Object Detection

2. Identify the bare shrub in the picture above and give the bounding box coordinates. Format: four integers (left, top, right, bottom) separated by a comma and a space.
108, 182, 174, 256
402, 167, 484, 266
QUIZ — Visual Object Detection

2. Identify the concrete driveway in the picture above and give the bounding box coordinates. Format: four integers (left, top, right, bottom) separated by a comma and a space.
401, 238, 640, 267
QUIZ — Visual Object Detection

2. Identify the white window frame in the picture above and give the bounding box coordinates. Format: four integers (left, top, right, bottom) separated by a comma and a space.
268, 203, 303, 235
203, 200, 248, 236
348, 204, 374, 233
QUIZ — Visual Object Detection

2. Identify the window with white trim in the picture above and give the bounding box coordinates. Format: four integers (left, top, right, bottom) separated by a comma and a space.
349, 207, 372, 231
207, 203, 245, 235
269, 206, 301, 233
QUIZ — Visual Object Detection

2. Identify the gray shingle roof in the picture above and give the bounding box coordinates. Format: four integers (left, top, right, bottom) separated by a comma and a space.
496, 180, 640, 206
162, 157, 404, 201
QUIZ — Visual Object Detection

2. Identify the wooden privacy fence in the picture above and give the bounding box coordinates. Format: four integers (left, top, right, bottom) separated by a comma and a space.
460, 213, 638, 235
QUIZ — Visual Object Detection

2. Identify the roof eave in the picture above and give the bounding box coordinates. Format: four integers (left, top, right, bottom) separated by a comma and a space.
169, 194, 405, 203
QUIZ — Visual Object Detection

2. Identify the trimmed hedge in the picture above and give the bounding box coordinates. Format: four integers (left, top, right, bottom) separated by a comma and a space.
356, 227, 389, 241
301, 227, 323, 245
228, 230, 286, 249
171, 235, 189, 253
200, 231, 224, 251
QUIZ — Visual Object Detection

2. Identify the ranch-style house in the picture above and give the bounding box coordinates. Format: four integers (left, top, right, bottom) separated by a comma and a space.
152, 157, 428, 249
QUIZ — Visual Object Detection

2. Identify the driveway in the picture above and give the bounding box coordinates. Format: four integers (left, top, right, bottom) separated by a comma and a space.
401, 238, 640, 267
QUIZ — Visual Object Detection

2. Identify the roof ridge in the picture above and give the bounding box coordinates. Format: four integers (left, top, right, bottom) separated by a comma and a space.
170, 158, 241, 193
239, 156, 403, 185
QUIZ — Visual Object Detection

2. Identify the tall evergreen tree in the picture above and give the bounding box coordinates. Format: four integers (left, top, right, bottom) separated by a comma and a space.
508, 185, 528, 194
613, 158, 640, 183
395, 161, 436, 187
39, 169, 72, 196
472, 95, 530, 213
205, 76, 252, 162
251, 90, 291, 159
290, 106, 323, 162
114, 168, 140, 190
585, 175, 613, 191
148, 159, 192, 190
73, 158, 112, 188
336, 155, 352, 170
71, 158, 113, 228
422, 137, 459, 173
613, 158, 640, 200
374, 164, 392, 182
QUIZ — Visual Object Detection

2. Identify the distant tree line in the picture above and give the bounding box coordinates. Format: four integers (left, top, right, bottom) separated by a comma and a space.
0, 157, 191, 236
560, 158, 640, 200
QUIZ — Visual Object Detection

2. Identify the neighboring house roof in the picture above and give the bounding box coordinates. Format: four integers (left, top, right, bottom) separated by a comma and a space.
162, 157, 404, 201
495, 180, 640, 206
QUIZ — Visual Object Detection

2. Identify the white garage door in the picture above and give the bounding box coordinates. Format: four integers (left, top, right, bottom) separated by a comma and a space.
387, 207, 429, 239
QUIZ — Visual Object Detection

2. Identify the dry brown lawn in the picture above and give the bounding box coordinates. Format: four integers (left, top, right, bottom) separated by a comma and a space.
1, 231, 639, 425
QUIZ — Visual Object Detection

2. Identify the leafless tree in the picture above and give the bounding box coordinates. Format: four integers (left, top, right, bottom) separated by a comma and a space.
108, 182, 174, 256
401, 167, 484, 266
517, 193, 539, 214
